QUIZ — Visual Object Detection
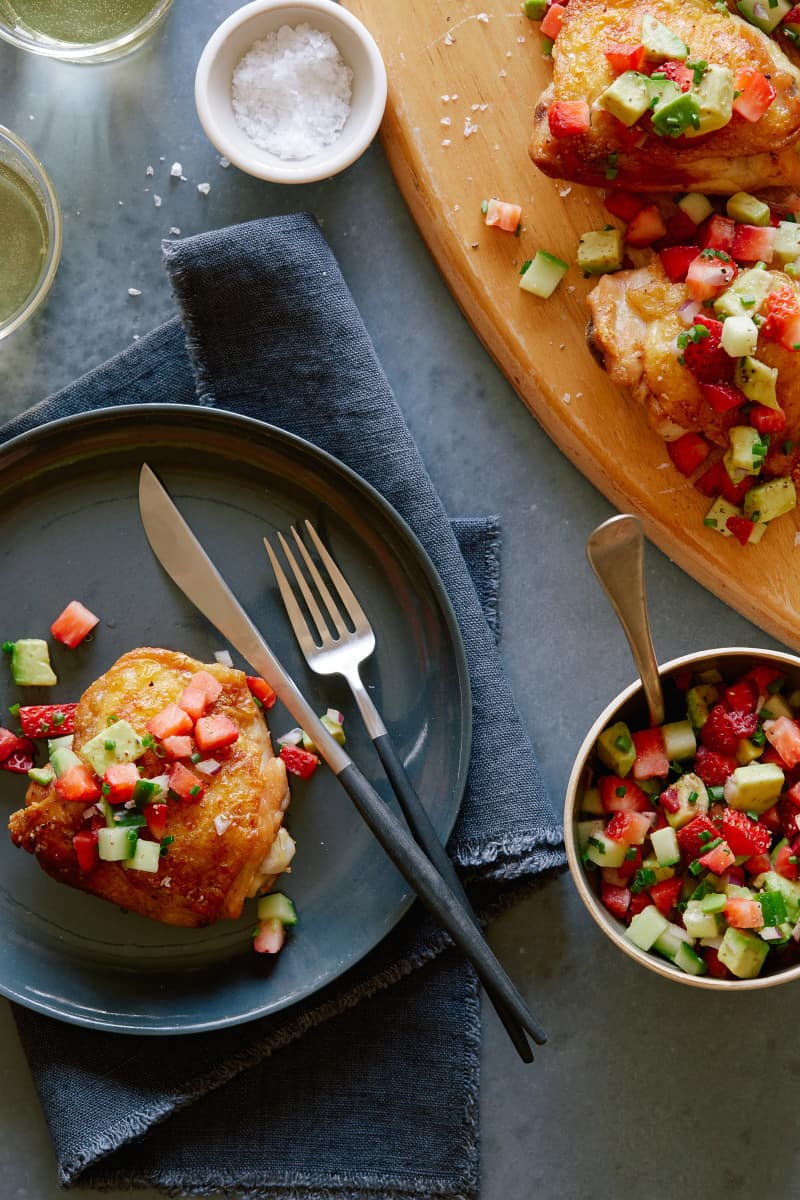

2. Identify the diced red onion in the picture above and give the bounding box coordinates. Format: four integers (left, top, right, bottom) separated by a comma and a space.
677, 299, 701, 327
326, 708, 344, 725
792, 919, 800, 943
82, 805, 99, 820
277, 728, 303, 747
214, 649, 233, 667
195, 757, 221, 776
213, 814, 231, 836
760, 927, 783, 942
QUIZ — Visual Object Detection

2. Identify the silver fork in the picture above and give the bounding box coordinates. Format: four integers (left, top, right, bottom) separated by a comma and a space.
264, 520, 538, 1064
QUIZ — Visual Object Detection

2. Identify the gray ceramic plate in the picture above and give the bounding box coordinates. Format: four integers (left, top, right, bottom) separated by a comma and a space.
0, 405, 471, 1034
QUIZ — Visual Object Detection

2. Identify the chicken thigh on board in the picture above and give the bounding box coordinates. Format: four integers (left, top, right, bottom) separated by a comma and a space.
530, 0, 800, 193
9, 648, 292, 927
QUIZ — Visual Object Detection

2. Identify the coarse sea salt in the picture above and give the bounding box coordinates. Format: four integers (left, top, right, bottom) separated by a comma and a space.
232, 24, 353, 161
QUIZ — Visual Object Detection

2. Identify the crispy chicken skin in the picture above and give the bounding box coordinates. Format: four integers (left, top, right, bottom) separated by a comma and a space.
530, 0, 800, 193
8, 648, 290, 927
587, 260, 800, 480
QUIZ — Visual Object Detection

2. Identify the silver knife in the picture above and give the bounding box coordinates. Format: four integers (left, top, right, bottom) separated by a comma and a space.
138, 464, 546, 1049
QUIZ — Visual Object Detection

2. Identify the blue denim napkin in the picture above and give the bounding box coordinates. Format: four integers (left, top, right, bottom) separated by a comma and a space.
3, 215, 565, 1195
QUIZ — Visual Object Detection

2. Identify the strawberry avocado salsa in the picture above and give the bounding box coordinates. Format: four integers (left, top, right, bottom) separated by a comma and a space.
580, 662, 800, 980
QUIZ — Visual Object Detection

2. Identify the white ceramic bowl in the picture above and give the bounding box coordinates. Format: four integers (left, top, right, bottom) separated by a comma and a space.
194, 0, 387, 184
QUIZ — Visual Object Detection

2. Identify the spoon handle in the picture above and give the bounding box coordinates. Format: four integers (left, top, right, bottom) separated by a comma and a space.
586, 514, 665, 727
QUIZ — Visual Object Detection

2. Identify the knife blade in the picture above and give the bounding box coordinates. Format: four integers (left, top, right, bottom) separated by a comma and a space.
137, 463, 546, 1048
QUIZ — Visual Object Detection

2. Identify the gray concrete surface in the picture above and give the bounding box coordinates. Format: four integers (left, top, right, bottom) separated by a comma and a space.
0, 3, 795, 1197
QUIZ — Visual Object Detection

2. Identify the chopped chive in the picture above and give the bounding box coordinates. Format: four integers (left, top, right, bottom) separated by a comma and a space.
615, 734, 633, 752
746, 810, 761, 822
767, 677, 785, 693
1, 641, 14, 655
189, 784, 201, 797
8, 703, 19, 716
104, 740, 116, 751
190, 752, 201, 764
615, 785, 626, 797
708, 786, 724, 802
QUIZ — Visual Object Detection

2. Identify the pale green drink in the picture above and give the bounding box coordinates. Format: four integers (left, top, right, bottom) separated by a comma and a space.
0, 162, 48, 325
0, 0, 159, 44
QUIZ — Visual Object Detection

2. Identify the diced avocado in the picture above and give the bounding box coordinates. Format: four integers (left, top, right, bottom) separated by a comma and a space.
724, 761, 784, 812
641, 854, 676, 883
665, 772, 709, 830
257, 892, 299, 925
700, 891, 728, 914
596, 71, 651, 126
736, 737, 764, 766
27, 764, 55, 786
78, 719, 145, 778
7, 638, 57, 686
581, 787, 604, 815
760, 691, 793, 720
653, 922, 694, 960
773, 220, 800, 265
759, 871, 800, 923
662, 719, 696, 761
122, 838, 160, 873
50, 744, 81, 778
697, 668, 723, 685
737, 0, 791, 33
704, 496, 740, 537
576, 228, 624, 276
650, 825, 680, 867
641, 14, 688, 62
585, 830, 628, 868
717, 925, 769, 978
626, 904, 669, 950
97, 826, 138, 862
673, 940, 708, 975
523, 0, 548, 17
724, 426, 767, 478
596, 721, 636, 776
683, 65, 734, 137
721, 314, 759, 359
726, 192, 771, 227
687, 684, 719, 729
652, 90, 701, 138
735, 356, 779, 410
677, 192, 714, 225
744, 477, 797, 524
713, 267, 777, 319
320, 713, 346, 745
519, 250, 569, 298
789, 688, 800, 710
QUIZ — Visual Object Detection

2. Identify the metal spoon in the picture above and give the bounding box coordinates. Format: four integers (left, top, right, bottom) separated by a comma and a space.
586, 514, 665, 727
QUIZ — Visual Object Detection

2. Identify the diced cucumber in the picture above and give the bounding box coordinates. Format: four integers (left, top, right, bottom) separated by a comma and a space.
50, 745, 82, 778
122, 838, 160, 873
626, 905, 669, 951
717, 925, 769, 978
683, 900, 719, 939
641, 854, 676, 883
700, 891, 727, 913
673, 941, 707, 975
650, 825, 680, 868
97, 826, 138, 862
79, 719, 145, 778
596, 721, 635, 776
257, 892, 298, 925
27, 764, 55, 786
653, 922, 694, 961
744, 477, 797, 524
519, 250, 569, 297
320, 714, 346, 745
585, 830, 627, 868
577, 819, 603, 852
576, 229, 624, 276
726, 192, 771, 227
677, 193, 714, 225
47, 734, 73, 756
133, 776, 168, 805
726, 883, 754, 899
581, 787, 604, 816
704, 496, 740, 537
8, 639, 57, 686
737, 0, 791, 33
724, 762, 784, 812
661, 720, 696, 762
523, 0, 547, 16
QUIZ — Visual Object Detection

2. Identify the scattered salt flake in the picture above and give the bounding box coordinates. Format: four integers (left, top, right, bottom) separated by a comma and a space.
562, 393, 571, 404
477, 12, 490, 22
656, 462, 671, 470
118, 200, 124, 206
441, 138, 452, 147
454, 204, 461, 211
214, 814, 232, 836
153, 194, 162, 208
124, 799, 136, 809
159, 156, 165, 161
464, 117, 479, 137
567, 285, 575, 293
452, 93, 459, 100
197, 182, 211, 195
576, 392, 584, 399
441, 116, 452, 126
441, 93, 450, 102
28, 113, 34, 120
170, 161, 183, 177
145, 165, 154, 176
506, 50, 512, 57
169, 226, 181, 235
127, 287, 142, 297
559, 186, 572, 197
214, 649, 234, 666
516, 34, 526, 43
133, 334, 140, 341
498, 69, 507, 78
161, 876, 171, 889
219, 156, 230, 168
82, 805, 98, 820
444, 31, 455, 44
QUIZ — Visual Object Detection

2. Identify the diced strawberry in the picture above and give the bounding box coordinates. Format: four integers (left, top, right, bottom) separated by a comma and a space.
605, 810, 653, 845
649, 876, 682, 916
685, 253, 737, 301
677, 815, 719, 862
764, 717, 800, 767
604, 190, 645, 222
50, 600, 99, 648
602, 865, 631, 887
541, 2, 566, 37
547, 98, 590, 137
674, 669, 693, 691
700, 383, 745, 415
777, 797, 800, 840
700, 704, 738, 756
19, 704, 77, 739
55, 763, 101, 803
725, 897, 764, 928
659, 785, 681, 813
774, 840, 800, 880
628, 891, 652, 918
724, 680, 757, 712
631, 728, 669, 780
725, 515, 756, 547
726, 708, 758, 738
168, 762, 205, 802
598, 775, 652, 812
663, 208, 701, 245
732, 224, 775, 264
743, 851, 772, 876
699, 841, 736, 874
194, 714, 239, 754
601, 881, 631, 919
746, 664, 784, 695
279, 744, 320, 779
144, 802, 169, 841
484, 198, 523, 232
667, 432, 710, 476
104, 762, 139, 804
694, 461, 726, 498
147, 704, 193, 740
762, 286, 800, 344
625, 205, 667, 248
761, 745, 791, 771
659, 60, 693, 92
760, 804, 782, 834
161, 735, 193, 760
700, 215, 735, 253
178, 686, 208, 722
1, 738, 35, 773
73, 829, 98, 873
253, 918, 286, 955
732, 67, 777, 123
722, 809, 771, 857
0, 727, 21, 763
694, 745, 737, 785
778, 312, 800, 353
604, 42, 646, 74
787, 779, 800, 807
683, 317, 734, 384
247, 676, 277, 709
188, 670, 223, 703
750, 405, 786, 433
616, 845, 643, 880
659, 244, 700, 282
728, 866, 746, 887
704, 947, 732, 978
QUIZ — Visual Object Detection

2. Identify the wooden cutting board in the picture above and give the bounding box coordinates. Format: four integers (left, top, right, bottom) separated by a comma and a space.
344, 0, 800, 651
